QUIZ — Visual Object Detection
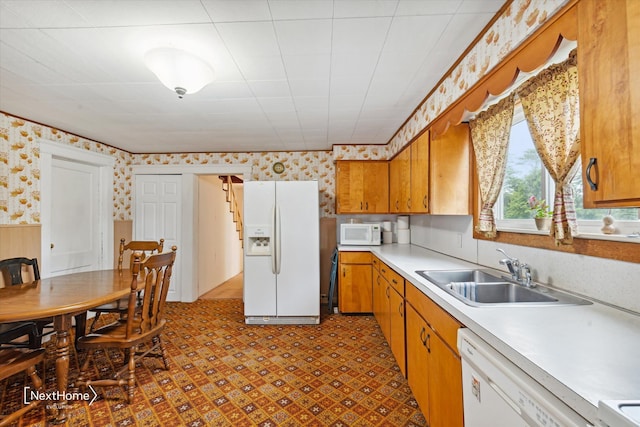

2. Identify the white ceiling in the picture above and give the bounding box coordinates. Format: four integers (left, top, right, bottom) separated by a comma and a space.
0, 0, 505, 153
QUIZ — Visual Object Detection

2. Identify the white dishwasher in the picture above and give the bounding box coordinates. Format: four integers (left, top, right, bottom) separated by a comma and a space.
458, 329, 591, 427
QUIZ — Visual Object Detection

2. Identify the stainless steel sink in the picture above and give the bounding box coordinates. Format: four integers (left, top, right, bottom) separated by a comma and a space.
416, 269, 592, 307
419, 269, 504, 285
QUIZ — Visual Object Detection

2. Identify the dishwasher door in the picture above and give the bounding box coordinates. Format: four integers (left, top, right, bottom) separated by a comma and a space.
461, 353, 529, 426
458, 328, 590, 427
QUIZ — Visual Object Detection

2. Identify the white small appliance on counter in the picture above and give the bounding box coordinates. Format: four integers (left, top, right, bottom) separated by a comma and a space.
340, 223, 381, 245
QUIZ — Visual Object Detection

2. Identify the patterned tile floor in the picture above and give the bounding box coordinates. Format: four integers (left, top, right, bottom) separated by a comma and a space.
1, 299, 426, 426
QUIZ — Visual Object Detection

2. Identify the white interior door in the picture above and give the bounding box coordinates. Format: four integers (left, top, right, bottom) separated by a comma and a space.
49, 158, 101, 275
135, 174, 181, 301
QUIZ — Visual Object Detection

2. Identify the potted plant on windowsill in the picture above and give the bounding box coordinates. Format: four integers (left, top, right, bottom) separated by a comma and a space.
528, 196, 553, 231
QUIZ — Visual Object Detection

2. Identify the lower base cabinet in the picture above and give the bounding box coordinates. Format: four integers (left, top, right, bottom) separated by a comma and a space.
406, 284, 464, 427
338, 252, 373, 313
372, 256, 406, 377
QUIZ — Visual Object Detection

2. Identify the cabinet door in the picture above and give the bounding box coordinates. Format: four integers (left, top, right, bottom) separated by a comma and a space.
389, 286, 406, 377
338, 263, 372, 313
389, 155, 402, 213
429, 333, 464, 427
372, 269, 389, 338
363, 162, 389, 213
578, 0, 640, 207
430, 123, 472, 215
406, 304, 430, 422
389, 148, 410, 213
336, 161, 365, 213
410, 131, 430, 213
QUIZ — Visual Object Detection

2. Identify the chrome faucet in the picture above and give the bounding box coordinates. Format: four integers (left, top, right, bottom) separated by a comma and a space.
496, 248, 534, 287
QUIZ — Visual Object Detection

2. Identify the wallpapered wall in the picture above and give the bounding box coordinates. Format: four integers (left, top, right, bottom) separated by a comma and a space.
0, 0, 567, 225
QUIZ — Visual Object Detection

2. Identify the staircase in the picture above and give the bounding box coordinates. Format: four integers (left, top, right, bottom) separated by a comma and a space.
219, 175, 243, 245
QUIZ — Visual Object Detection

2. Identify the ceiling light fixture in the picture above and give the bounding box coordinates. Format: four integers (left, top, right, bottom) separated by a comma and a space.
144, 47, 215, 99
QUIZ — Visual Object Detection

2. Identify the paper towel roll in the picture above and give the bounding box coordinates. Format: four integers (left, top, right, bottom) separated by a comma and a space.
397, 228, 411, 244
382, 221, 392, 232
382, 231, 393, 244
397, 216, 409, 230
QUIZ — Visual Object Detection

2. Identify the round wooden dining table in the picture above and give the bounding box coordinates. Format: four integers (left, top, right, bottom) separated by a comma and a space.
0, 269, 134, 424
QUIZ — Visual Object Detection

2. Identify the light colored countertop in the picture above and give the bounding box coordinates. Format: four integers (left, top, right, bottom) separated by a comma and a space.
338, 244, 640, 425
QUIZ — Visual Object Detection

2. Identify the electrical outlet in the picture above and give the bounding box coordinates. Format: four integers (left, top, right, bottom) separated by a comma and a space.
456, 233, 463, 248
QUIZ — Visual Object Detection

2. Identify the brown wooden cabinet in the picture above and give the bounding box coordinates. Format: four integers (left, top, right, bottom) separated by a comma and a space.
336, 161, 389, 213
388, 284, 406, 377
389, 147, 411, 213
410, 131, 430, 213
338, 251, 372, 313
371, 256, 406, 377
389, 131, 429, 214
372, 257, 389, 340
429, 123, 472, 215
406, 282, 463, 427
578, 0, 640, 207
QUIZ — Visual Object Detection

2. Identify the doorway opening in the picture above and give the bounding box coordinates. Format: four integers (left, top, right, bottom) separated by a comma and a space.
197, 174, 244, 299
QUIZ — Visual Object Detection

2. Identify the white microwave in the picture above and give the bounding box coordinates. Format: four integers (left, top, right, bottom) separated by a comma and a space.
340, 223, 381, 246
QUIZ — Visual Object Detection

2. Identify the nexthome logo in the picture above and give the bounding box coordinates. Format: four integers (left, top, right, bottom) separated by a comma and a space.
24, 386, 98, 406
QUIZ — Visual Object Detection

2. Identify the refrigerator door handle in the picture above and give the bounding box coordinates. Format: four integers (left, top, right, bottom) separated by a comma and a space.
271, 205, 277, 274
275, 205, 282, 274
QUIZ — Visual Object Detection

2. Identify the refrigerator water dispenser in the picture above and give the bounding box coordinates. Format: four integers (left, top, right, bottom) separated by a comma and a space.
246, 226, 271, 255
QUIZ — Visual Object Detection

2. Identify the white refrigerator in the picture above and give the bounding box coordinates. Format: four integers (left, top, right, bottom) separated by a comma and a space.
243, 180, 320, 325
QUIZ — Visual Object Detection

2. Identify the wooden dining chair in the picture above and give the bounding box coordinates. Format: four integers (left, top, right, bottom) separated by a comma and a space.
0, 348, 45, 426
0, 258, 54, 348
0, 322, 40, 349
76, 246, 177, 404
83, 238, 165, 334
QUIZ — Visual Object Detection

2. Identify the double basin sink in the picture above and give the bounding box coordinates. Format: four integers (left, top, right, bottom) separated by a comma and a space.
416, 269, 591, 307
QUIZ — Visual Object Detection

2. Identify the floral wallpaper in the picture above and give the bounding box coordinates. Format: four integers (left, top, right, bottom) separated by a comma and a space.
384, 0, 568, 158
1, 0, 568, 225
130, 151, 335, 217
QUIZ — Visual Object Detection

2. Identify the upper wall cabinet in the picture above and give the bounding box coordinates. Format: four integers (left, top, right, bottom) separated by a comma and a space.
578, 0, 640, 207
336, 161, 389, 214
389, 146, 411, 213
389, 131, 430, 214
429, 124, 472, 215
410, 131, 430, 214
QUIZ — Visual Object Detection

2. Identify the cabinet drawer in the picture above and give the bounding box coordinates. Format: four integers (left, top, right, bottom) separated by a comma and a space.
372, 255, 381, 271
379, 262, 405, 296
406, 282, 462, 354
339, 252, 371, 264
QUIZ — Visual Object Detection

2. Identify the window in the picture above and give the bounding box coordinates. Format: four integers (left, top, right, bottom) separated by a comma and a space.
495, 105, 640, 239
